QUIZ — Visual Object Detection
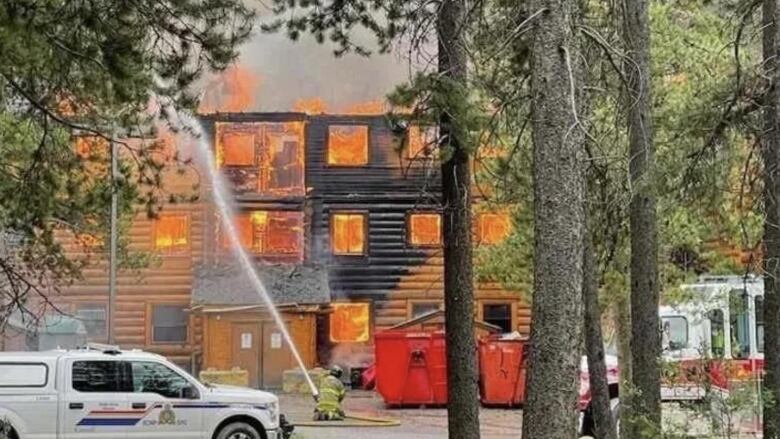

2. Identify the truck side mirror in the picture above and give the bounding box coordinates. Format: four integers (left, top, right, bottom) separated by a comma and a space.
180, 385, 198, 400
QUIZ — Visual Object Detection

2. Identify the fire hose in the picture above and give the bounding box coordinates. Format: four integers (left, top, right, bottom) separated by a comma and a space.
292, 413, 401, 428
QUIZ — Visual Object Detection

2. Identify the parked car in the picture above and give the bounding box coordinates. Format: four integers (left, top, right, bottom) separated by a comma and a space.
0, 343, 293, 439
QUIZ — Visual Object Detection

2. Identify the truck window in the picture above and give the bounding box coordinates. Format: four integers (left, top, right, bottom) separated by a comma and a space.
72, 361, 126, 392
730, 289, 751, 358
707, 309, 725, 358
661, 316, 688, 351
130, 361, 196, 399
0, 363, 47, 387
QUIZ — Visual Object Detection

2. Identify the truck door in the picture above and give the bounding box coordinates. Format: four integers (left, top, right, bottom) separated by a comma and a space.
60, 359, 129, 439
125, 360, 203, 439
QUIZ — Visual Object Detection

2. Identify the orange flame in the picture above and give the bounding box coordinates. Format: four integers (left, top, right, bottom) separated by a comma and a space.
330, 303, 370, 343
341, 99, 387, 115
198, 64, 260, 113
293, 97, 328, 115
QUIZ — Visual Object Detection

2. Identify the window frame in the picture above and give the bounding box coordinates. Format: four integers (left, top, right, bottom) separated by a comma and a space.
220, 131, 257, 167
330, 211, 368, 256
326, 125, 370, 167
153, 213, 191, 254
222, 210, 304, 260
407, 212, 442, 248
474, 211, 512, 246
128, 360, 199, 400
479, 300, 516, 334
71, 360, 128, 393
147, 302, 190, 345
407, 125, 438, 160
661, 316, 689, 351
0, 362, 49, 388
329, 301, 372, 344
408, 300, 442, 319
73, 302, 108, 343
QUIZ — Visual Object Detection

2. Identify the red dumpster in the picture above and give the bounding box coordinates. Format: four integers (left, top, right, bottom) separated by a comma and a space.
478, 335, 527, 406
374, 330, 448, 406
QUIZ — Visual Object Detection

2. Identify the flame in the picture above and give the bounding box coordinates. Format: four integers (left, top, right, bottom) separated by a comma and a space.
293, 97, 329, 115
408, 125, 437, 159
154, 215, 189, 250
341, 99, 387, 115
198, 64, 260, 113
409, 213, 441, 246
330, 303, 370, 343
327, 125, 368, 165
225, 211, 303, 260
332, 213, 366, 255
476, 211, 512, 245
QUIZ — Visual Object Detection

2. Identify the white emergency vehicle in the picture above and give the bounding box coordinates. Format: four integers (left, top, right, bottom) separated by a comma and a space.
660, 275, 764, 400
0, 344, 293, 439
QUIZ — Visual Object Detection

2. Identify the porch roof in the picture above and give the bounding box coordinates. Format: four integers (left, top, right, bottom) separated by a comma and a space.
192, 262, 331, 307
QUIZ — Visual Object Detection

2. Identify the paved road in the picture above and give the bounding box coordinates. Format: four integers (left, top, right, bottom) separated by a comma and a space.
280, 391, 522, 439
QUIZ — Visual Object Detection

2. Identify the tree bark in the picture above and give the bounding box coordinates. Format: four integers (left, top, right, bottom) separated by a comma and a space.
623, 0, 661, 435
522, 1, 586, 437
584, 227, 618, 439
438, 2, 480, 439
763, 1, 780, 437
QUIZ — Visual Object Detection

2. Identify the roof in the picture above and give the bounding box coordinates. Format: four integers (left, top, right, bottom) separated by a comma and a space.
388, 309, 503, 333
192, 262, 331, 307
0, 348, 164, 362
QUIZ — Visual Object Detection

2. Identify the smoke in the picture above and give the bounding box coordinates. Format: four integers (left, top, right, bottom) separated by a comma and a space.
220, 22, 418, 112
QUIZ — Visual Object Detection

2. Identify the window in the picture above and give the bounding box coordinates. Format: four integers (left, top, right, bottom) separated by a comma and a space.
408, 213, 442, 247
708, 309, 725, 358
225, 211, 304, 260
730, 290, 751, 359
408, 125, 437, 159
0, 363, 47, 387
330, 303, 370, 343
327, 125, 368, 166
331, 213, 366, 255
475, 212, 512, 245
75, 303, 107, 342
130, 361, 196, 399
483, 303, 513, 333
72, 361, 124, 392
216, 122, 305, 196
411, 302, 441, 319
662, 316, 688, 351
154, 214, 189, 252
756, 296, 765, 353
151, 304, 188, 343
220, 132, 255, 166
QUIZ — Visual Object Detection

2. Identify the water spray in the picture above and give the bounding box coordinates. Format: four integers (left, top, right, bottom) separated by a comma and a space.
164, 104, 319, 399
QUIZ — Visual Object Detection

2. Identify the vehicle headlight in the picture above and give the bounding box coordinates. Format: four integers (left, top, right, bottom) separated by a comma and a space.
264, 401, 279, 424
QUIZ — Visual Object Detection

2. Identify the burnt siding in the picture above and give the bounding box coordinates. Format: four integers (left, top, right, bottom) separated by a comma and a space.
306, 115, 441, 195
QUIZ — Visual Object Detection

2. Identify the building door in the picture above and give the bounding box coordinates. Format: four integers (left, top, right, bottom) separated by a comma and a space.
260, 321, 292, 388
231, 323, 260, 388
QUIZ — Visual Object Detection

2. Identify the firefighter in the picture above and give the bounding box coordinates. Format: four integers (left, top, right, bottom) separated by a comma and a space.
314, 365, 346, 421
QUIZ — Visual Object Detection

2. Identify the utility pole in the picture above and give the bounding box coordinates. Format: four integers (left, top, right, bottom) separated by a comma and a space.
108, 138, 118, 345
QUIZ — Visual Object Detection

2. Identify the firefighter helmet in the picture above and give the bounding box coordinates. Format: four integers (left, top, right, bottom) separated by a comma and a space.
329, 365, 343, 379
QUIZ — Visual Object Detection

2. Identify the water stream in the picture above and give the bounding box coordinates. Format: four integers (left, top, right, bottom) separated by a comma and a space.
171, 109, 319, 398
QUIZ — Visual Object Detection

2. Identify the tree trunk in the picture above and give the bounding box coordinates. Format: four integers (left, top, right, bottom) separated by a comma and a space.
438, 2, 480, 439
522, 1, 586, 437
623, 0, 661, 435
584, 227, 618, 439
763, 1, 780, 437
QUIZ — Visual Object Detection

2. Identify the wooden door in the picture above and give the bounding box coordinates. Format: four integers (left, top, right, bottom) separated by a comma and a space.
231, 323, 260, 388
261, 321, 292, 388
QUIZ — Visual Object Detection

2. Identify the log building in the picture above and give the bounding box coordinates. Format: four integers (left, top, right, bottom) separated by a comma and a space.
7, 113, 529, 389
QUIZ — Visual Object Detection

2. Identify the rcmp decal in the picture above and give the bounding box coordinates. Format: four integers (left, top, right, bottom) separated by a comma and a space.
76, 402, 229, 427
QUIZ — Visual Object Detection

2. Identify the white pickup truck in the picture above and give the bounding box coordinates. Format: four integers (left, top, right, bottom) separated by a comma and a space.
0, 345, 293, 439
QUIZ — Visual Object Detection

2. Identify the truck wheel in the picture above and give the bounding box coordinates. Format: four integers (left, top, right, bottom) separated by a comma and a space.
216, 422, 262, 439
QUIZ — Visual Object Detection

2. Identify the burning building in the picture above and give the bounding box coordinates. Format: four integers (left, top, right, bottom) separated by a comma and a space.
26, 111, 526, 389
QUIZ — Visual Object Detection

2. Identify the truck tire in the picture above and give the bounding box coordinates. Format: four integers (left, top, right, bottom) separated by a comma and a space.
216, 422, 262, 439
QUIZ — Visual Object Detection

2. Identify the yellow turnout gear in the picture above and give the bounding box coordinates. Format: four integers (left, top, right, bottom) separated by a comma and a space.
314, 375, 346, 421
